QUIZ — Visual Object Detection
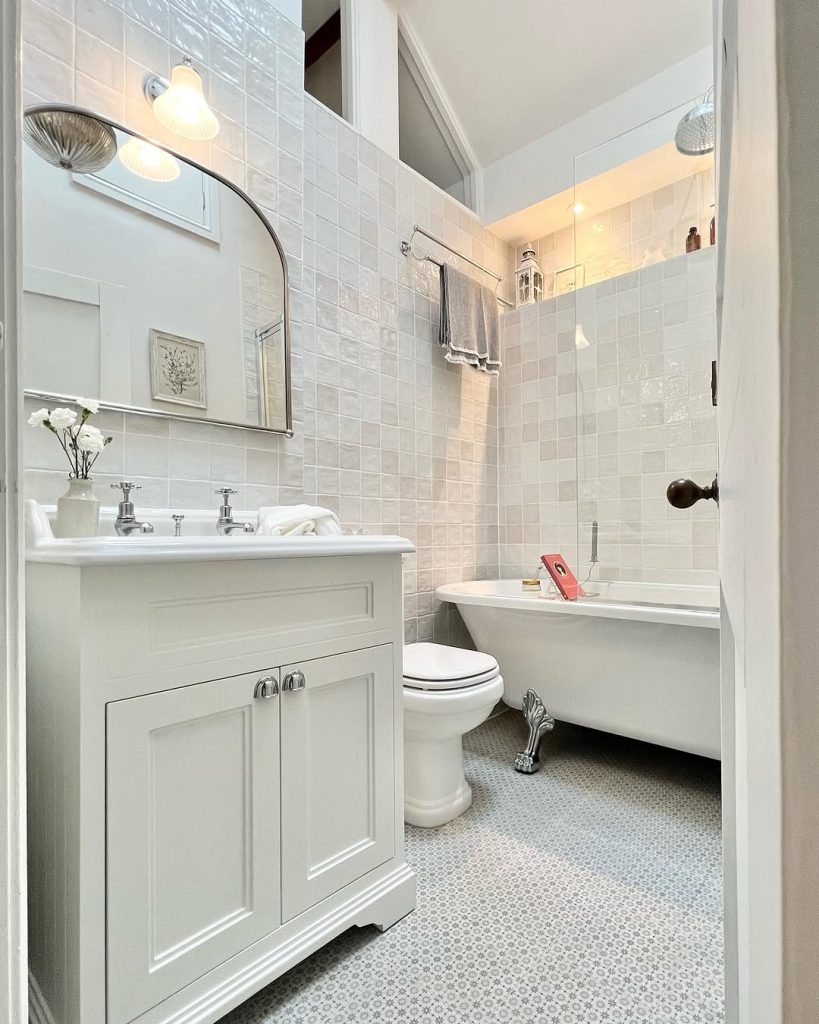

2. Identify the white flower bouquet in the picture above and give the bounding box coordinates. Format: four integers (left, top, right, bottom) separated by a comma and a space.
28, 398, 112, 479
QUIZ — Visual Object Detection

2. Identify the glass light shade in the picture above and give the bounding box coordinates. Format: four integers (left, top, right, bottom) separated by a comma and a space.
152, 62, 219, 141
118, 138, 180, 182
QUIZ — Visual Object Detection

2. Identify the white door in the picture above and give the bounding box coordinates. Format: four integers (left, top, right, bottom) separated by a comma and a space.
280, 645, 395, 922
717, 0, 819, 1020
106, 671, 282, 1024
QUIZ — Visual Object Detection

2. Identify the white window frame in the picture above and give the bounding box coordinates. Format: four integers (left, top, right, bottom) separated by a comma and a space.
396, 15, 482, 215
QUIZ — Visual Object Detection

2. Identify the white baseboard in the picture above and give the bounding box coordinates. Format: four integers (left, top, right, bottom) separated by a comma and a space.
160, 863, 416, 1024
27, 865, 415, 1024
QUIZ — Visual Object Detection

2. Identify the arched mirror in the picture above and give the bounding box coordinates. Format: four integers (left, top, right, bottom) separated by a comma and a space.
21, 105, 292, 435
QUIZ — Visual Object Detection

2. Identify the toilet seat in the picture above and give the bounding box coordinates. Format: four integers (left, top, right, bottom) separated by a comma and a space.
403, 642, 500, 691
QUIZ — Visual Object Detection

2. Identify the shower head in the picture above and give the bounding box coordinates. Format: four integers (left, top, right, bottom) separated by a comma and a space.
674, 89, 715, 156
23, 108, 117, 174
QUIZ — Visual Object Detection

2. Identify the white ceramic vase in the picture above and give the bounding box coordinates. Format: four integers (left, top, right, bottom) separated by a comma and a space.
55, 478, 100, 538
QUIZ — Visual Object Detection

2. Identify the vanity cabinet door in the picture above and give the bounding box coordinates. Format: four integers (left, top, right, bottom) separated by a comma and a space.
106, 671, 281, 1024
280, 645, 395, 922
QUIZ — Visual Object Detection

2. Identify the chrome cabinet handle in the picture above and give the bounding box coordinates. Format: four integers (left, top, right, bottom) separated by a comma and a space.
253, 675, 279, 700
282, 669, 306, 692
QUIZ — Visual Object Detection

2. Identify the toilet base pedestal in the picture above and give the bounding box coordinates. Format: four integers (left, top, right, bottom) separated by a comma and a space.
404, 735, 473, 828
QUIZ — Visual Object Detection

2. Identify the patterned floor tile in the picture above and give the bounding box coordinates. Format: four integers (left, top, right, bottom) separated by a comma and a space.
220, 711, 724, 1024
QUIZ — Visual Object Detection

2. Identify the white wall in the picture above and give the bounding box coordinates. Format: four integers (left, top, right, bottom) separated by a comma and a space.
482, 48, 714, 226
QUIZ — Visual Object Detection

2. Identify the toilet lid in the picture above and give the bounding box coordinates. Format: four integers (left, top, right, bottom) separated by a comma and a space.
403, 642, 499, 691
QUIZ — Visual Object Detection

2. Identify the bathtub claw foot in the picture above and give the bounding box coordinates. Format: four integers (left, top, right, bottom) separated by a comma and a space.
514, 689, 555, 774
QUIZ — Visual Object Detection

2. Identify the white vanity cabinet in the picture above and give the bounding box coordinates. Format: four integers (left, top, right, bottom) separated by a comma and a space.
106, 670, 284, 1024
26, 533, 415, 1024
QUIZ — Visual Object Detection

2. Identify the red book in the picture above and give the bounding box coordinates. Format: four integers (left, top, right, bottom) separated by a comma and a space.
541, 554, 584, 601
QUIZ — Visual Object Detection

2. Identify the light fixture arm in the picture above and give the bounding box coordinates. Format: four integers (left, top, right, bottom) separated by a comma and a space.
143, 73, 169, 104
143, 56, 193, 106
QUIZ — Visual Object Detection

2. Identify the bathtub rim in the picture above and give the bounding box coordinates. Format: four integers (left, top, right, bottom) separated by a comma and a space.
437, 579, 720, 630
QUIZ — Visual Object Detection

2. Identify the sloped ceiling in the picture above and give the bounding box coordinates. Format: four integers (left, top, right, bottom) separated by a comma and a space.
398, 0, 713, 167
303, 0, 339, 38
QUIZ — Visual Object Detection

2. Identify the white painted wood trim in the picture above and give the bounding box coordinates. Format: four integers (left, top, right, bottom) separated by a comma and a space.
0, 0, 27, 1019
23, 266, 100, 305
144, 864, 416, 1024
72, 169, 222, 244
22, 267, 131, 400
340, 0, 360, 130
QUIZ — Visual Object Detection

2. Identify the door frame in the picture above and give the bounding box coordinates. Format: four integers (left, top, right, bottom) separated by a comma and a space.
717, 0, 819, 1020
0, 0, 27, 1019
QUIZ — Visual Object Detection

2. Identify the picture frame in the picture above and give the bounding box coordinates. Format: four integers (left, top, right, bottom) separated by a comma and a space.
149, 329, 207, 409
554, 263, 585, 296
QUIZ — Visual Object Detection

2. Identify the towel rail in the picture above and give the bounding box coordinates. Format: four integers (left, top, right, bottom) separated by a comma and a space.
400, 224, 514, 308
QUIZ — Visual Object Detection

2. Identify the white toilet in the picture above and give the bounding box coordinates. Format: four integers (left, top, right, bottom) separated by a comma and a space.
403, 642, 504, 828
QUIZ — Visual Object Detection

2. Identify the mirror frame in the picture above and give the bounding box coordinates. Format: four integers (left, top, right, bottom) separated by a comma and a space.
22, 103, 294, 437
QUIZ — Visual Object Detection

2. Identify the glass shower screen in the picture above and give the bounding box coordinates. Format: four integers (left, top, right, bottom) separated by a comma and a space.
572, 101, 718, 588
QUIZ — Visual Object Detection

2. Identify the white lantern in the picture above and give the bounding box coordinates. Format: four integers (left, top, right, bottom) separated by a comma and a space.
515, 243, 544, 307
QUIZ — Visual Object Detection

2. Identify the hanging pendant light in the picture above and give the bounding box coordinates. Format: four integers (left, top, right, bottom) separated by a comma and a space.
144, 57, 220, 141
23, 109, 117, 173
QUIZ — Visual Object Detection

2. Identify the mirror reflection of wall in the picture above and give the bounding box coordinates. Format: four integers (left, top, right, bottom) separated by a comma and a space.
22, 109, 291, 434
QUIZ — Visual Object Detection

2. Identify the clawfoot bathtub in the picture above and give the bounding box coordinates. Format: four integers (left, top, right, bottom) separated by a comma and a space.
437, 580, 720, 760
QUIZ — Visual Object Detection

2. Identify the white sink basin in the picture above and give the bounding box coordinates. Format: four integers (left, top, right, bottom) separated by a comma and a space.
25, 500, 414, 565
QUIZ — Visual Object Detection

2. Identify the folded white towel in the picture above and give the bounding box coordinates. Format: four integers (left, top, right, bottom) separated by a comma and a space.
257, 504, 342, 537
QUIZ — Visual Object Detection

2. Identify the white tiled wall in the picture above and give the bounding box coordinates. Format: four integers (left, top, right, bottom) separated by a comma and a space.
23, 0, 307, 513
298, 96, 511, 642
21, 0, 717, 634
21, 0, 512, 643
500, 247, 718, 585
517, 169, 716, 295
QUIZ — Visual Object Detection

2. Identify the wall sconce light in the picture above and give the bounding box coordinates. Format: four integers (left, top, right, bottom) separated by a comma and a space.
118, 137, 181, 182
143, 57, 219, 141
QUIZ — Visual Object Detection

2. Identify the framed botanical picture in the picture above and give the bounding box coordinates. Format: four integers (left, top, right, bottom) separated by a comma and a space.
554, 263, 585, 296
149, 330, 207, 409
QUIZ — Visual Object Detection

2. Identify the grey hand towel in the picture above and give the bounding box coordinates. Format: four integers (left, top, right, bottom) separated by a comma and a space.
438, 264, 501, 375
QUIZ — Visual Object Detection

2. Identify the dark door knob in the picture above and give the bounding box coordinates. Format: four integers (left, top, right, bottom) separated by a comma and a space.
667, 476, 719, 508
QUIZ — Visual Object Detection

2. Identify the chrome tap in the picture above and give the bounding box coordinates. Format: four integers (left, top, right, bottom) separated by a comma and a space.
214, 488, 256, 535
111, 482, 154, 536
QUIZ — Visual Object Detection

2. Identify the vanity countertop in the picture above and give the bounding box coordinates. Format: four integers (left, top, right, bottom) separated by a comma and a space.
25, 501, 414, 566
